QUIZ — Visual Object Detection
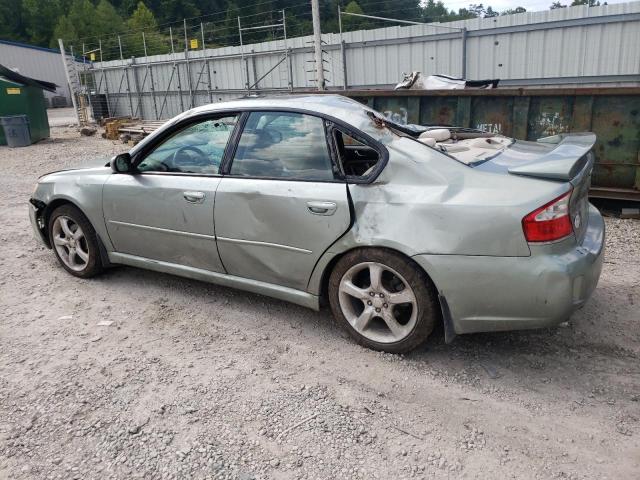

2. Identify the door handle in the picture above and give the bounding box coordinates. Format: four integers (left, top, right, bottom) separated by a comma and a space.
306, 201, 337, 216
183, 191, 205, 203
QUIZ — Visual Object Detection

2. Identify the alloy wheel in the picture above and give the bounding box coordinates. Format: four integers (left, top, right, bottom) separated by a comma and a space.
51, 215, 90, 272
338, 261, 418, 344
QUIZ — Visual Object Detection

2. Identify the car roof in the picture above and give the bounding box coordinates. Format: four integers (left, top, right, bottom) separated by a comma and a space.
186, 94, 373, 121
130, 94, 385, 158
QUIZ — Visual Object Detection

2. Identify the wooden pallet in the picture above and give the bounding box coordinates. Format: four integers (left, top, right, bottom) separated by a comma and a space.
117, 121, 165, 136
103, 117, 134, 140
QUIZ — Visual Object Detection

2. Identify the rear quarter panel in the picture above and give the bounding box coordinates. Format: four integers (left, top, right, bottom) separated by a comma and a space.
343, 137, 569, 255
308, 137, 570, 294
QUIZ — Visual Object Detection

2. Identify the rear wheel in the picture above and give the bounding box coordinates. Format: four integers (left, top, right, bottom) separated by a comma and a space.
328, 248, 439, 353
48, 204, 103, 278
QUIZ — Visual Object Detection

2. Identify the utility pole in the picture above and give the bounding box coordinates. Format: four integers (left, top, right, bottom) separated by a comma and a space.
311, 0, 325, 90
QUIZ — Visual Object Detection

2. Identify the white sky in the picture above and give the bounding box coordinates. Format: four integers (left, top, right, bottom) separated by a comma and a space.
440, 0, 630, 12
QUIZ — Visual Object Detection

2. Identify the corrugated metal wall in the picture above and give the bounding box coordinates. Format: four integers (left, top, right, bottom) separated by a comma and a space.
0, 41, 71, 106
93, 2, 640, 120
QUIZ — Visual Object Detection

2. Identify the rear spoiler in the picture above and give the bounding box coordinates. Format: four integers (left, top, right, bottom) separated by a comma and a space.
508, 133, 596, 181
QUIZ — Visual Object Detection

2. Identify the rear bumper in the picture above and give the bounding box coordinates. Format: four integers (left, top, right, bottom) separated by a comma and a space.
413, 204, 605, 335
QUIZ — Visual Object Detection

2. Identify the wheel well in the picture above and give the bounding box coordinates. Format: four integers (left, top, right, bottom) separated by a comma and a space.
40, 198, 112, 267
320, 246, 441, 306
40, 199, 91, 247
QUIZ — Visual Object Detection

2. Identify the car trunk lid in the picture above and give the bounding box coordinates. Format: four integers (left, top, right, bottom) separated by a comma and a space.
473, 133, 596, 243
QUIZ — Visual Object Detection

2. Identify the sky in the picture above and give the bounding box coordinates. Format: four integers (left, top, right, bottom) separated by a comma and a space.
440, 0, 629, 12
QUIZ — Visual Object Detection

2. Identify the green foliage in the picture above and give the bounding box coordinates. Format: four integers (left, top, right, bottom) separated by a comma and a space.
67, 0, 99, 40
550, 1, 567, 8
501, 6, 527, 15
571, 0, 601, 5
485, 6, 498, 17
128, 1, 158, 31
420, 0, 450, 23
123, 2, 166, 57
22, 0, 62, 46
96, 0, 124, 34
51, 14, 78, 48
342, 1, 368, 31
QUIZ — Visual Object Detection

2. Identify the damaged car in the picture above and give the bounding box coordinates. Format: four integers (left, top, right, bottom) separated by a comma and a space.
29, 95, 604, 353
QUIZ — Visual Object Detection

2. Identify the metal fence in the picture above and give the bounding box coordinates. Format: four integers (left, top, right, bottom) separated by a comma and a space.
74, 1, 640, 121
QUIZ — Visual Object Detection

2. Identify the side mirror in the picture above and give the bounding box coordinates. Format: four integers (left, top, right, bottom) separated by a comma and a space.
110, 153, 132, 173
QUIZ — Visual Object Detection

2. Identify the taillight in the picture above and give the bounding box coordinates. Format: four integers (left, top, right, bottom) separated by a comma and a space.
522, 190, 573, 242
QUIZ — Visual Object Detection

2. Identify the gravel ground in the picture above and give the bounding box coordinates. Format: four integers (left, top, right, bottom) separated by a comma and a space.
1, 126, 639, 480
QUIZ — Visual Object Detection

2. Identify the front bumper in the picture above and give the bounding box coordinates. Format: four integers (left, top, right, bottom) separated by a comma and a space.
29, 200, 49, 247
413, 204, 605, 335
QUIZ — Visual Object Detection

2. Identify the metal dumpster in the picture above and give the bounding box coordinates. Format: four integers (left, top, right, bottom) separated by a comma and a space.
0, 63, 56, 146
345, 88, 640, 201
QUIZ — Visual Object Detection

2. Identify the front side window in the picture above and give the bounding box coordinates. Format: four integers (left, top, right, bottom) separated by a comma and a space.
229, 111, 335, 181
137, 115, 238, 174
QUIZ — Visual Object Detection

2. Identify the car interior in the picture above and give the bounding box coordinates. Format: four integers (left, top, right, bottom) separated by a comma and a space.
333, 129, 381, 177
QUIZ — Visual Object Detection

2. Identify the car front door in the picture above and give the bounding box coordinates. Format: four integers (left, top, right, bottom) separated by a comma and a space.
103, 114, 238, 273
215, 110, 351, 291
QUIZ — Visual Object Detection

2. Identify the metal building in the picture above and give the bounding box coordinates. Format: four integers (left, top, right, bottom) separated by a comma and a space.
0, 39, 71, 107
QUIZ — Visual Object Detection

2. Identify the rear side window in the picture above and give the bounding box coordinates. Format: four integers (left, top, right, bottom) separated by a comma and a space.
333, 129, 381, 178
229, 111, 335, 181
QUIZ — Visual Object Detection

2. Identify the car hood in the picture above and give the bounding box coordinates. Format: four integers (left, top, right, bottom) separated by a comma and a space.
38, 156, 113, 180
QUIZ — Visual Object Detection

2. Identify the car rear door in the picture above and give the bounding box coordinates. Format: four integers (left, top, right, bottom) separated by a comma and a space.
214, 110, 351, 291
103, 114, 239, 273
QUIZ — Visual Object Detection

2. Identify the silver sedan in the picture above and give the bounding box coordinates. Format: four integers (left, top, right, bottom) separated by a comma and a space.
29, 95, 604, 352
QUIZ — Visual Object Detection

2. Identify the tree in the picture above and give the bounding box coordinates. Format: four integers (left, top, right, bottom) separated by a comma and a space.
128, 1, 158, 31
51, 14, 79, 48
23, 0, 62, 46
550, 2, 567, 8
96, 0, 124, 34
126, 2, 165, 56
502, 6, 526, 15
469, 4, 486, 17
421, 0, 453, 23
66, 0, 99, 43
157, 0, 200, 24
570, 0, 600, 5
485, 6, 498, 17
342, 1, 369, 31
453, 8, 478, 20
0, 0, 27, 43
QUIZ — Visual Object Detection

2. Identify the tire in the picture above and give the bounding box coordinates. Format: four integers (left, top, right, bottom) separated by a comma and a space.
328, 248, 439, 353
48, 204, 104, 278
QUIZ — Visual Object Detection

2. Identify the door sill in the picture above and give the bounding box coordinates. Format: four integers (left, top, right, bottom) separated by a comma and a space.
108, 252, 320, 310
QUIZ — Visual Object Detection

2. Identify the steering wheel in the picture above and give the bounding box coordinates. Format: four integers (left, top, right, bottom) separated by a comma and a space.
171, 145, 209, 167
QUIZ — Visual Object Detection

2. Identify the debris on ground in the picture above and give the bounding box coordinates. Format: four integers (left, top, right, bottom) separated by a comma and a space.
79, 126, 97, 136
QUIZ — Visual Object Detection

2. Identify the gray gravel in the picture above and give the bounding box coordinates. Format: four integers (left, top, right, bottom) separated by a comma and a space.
1, 126, 639, 479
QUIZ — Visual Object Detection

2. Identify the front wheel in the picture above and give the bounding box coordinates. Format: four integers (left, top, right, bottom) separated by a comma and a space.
48, 204, 104, 278
328, 248, 439, 353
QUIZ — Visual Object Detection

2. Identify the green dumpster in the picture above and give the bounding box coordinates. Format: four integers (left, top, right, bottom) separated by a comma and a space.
0, 63, 57, 146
